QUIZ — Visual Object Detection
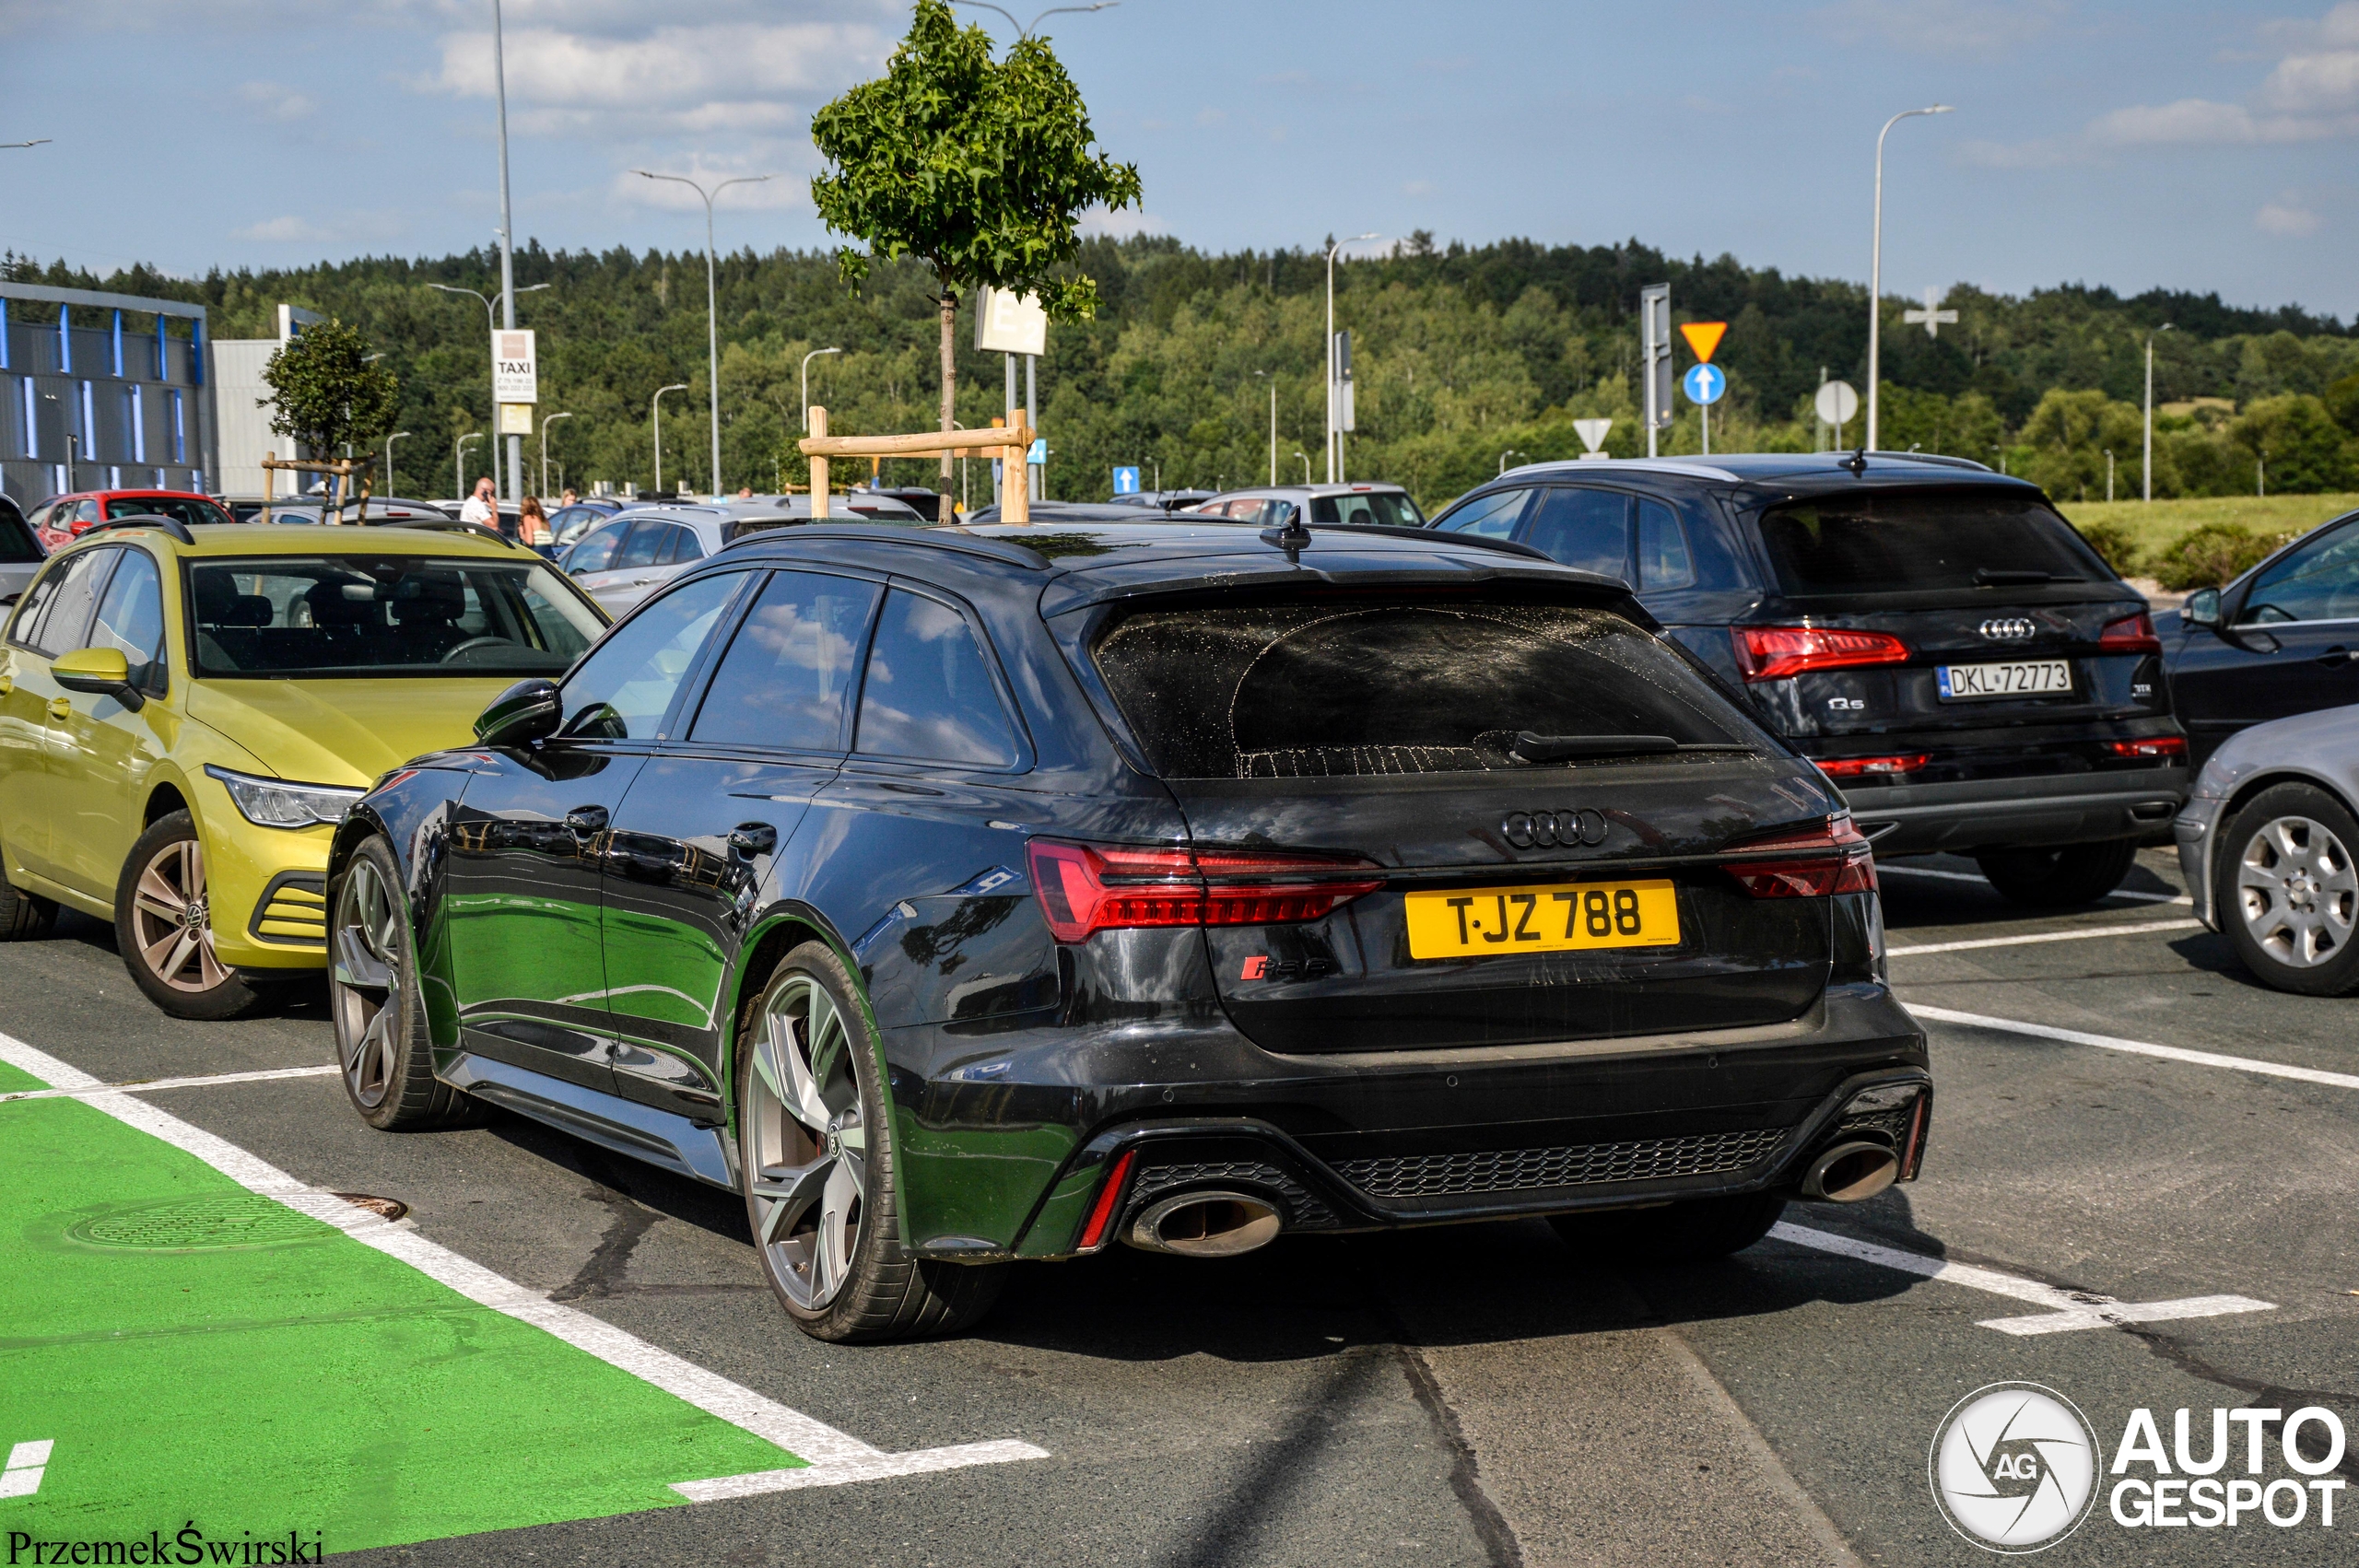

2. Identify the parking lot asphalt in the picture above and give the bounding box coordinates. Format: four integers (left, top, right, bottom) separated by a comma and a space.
2, 846, 2353, 1567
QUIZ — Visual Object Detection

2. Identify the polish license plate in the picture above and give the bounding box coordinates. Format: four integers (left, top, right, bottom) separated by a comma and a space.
1404, 880, 1680, 959
1935, 660, 2071, 700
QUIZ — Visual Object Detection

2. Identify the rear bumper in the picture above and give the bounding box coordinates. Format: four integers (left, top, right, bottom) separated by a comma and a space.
1838, 766, 2187, 857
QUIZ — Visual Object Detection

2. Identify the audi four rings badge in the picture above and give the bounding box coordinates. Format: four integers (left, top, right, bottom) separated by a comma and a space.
1978, 618, 2036, 640
1502, 810, 1609, 848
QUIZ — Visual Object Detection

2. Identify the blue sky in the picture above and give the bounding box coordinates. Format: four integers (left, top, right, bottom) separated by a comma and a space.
4, 0, 2355, 316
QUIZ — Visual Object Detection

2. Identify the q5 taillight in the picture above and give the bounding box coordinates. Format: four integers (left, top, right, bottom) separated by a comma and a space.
1734, 626, 1910, 682
2099, 612, 2162, 655
1027, 841, 1385, 942
1721, 814, 1878, 897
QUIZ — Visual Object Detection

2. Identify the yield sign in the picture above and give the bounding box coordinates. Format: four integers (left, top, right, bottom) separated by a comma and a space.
1679, 322, 1728, 363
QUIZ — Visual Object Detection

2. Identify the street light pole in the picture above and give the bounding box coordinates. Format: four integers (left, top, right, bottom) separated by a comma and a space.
1253, 370, 1275, 484
492, 0, 524, 505
1293, 451, 1311, 485
636, 170, 773, 497
454, 432, 481, 501
428, 280, 547, 503
1866, 104, 1953, 453
651, 383, 688, 495
540, 411, 572, 497
2143, 324, 2173, 503
386, 431, 410, 494
1499, 450, 1526, 475
1324, 232, 1378, 484
801, 346, 842, 433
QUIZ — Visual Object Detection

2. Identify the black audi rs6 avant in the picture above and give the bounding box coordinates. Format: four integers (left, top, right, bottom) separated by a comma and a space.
326, 518, 1931, 1342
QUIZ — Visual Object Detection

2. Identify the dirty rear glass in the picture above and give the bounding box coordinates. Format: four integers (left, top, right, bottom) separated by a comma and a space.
1092, 596, 1755, 779
1755, 489, 2104, 596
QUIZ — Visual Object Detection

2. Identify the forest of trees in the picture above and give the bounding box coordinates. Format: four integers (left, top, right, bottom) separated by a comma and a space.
9, 234, 2356, 509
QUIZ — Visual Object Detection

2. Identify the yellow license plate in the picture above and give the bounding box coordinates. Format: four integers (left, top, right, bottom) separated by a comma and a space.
1404, 880, 1681, 959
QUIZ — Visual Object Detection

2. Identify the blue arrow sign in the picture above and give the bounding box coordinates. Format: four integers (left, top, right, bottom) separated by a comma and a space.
1112, 465, 1141, 495
1683, 363, 1726, 405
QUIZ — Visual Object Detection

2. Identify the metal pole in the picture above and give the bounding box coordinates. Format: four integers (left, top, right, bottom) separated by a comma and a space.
455, 432, 480, 500
652, 383, 687, 494
801, 346, 841, 432
387, 430, 409, 493
1867, 105, 1952, 454
635, 172, 772, 497
1269, 377, 1276, 484
493, 0, 521, 505
1322, 232, 1377, 485
540, 411, 572, 497
1026, 354, 1039, 502
2143, 325, 2170, 503
2105, 450, 2113, 503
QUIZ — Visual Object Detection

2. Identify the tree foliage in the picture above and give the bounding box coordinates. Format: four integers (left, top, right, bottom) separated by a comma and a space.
259, 317, 399, 457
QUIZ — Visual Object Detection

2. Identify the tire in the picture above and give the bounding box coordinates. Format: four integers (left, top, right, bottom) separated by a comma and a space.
328, 836, 483, 1129
0, 842, 55, 942
734, 941, 1006, 1343
1549, 1192, 1788, 1264
114, 811, 259, 1021
1974, 839, 2140, 907
2212, 782, 2359, 997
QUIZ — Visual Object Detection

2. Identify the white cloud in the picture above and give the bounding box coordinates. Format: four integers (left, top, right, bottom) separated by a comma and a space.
2077, 7, 2359, 151
1077, 206, 1167, 240
235, 80, 315, 122
2257, 195, 2323, 235
1811, 0, 2060, 57
231, 210, 403, 245
1402, 179, 1438, 197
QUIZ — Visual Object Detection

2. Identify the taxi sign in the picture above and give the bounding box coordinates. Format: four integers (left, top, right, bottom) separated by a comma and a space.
1683, 363, 1726, 405
1678, 322, 1727, 364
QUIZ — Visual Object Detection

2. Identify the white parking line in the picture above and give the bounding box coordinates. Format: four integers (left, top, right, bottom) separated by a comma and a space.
1880, 864, 2191, 905
0, 1439, 53, 1499
1905, 1003, 2359, 1092
1773, 1223, 2274, 1336
0, 1033, 1048, 1493
1886, 919, 2201, 956
0, 1063, 340, 1104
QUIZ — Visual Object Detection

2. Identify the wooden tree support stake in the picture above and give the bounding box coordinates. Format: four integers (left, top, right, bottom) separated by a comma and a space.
797, 407, 1032, 524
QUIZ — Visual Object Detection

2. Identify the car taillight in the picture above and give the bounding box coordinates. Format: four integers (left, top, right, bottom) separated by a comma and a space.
1722, 814, 1878, 897
1813, 754, 1930, 779
2106, 736, 2187, 759
1733, 626, 1910, 682
2099, 611, 2162, 655
1077, 1148, 1136, 1251
1027, 840, 1385, 942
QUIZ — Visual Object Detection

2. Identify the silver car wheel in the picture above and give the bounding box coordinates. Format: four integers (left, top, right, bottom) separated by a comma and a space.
128, 837, 229, 993
744, 972, 866, 1312
2235, 813, 2359, 968
331, 854, 404, 1108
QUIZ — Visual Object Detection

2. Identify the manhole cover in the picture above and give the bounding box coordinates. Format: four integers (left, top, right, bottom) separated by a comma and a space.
68, 1194, 330, 1251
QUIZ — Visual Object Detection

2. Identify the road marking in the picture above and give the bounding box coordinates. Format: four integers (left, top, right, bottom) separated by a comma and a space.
1905, 1002, 2359, 1092
1773, 1223, 2274, 1336
0, 1032, 1047, 1492
0, 1439, 52, 1499
1886, 919, 2201, 956
0, 1063, 340, 1104
1880, 864, 2191, 905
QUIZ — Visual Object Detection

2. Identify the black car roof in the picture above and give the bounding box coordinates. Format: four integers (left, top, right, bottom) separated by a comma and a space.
1487, 451, 2028, 493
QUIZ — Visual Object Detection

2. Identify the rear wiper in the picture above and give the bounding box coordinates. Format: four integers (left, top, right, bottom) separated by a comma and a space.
1510, 732, 1681, 763
1974, 568, 2052, 586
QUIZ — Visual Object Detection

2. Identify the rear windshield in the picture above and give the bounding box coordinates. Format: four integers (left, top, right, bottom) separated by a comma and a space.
1309, 491, 1425, 528
0, 506, 40, 565
1093, 596, 1755, 779
1755, 489, 2106, 596
187, 556, 603, 678
106, 497, 230, 529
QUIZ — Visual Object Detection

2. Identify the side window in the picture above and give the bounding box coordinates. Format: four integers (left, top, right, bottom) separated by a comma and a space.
71, 500, 100, 526
1636, 498, 1696, 591
2239, 523, 2359, 625
557, 571, 745, 741
566, 521, 625, 575
88, 548, 167, 688
854, 589, 1022, 768
661, 525, 705, 565
1520, 488, 1631, 580
22, 548, 118, 657
614, 520, 668, 571
0, 503, 40, 565
1436, 487, 1532, 539
6, 561, 64, 649
688, 570, 882, 752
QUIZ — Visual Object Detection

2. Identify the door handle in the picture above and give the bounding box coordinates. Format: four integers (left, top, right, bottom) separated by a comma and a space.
47, 696, 69, 721
728, 822, 778, 858
2316, 645, 2353, 667
564, 804, 609, 835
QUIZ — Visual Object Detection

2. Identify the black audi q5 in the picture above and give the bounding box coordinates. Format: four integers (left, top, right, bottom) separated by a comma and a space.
326, 519, 1930, 1342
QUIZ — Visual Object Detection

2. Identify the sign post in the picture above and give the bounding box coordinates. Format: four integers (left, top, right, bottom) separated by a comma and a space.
1640, 286, 1672, 459
1814, 380, 1860, 451
1682, 364, 1726, 454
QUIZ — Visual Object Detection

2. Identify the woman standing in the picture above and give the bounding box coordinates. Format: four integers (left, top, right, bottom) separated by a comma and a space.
519, 496, 553, 556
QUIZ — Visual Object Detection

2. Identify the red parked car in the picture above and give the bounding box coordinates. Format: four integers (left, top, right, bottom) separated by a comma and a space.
26, 489, 232, 550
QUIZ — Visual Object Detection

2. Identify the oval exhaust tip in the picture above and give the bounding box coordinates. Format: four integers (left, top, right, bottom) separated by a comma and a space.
1802, 1141, 1899, 1204
1127, 1191, 1283, 1258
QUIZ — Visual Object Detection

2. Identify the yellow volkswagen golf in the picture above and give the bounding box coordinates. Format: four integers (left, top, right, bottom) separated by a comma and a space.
0, 518, 606, 1018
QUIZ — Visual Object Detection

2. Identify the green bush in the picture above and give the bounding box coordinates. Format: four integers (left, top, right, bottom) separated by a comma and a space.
2153, 522, 2287, 591
2073, 519, 2140, 576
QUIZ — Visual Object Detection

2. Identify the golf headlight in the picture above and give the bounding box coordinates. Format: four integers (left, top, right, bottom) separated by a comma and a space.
204, 765, 364, 829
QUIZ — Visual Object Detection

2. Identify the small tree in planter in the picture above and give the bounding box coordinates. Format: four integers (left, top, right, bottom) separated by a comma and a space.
260, 318, 399, 513
810, 0, 1140, 513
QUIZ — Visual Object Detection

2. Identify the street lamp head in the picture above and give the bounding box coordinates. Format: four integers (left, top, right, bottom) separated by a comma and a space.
1925, 104, 1954, 114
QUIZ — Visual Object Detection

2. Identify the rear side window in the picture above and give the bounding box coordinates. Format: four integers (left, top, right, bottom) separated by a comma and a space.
689, 570, 880, 752
854, 589, 1022, 767
1756, 490, 2104, 596
2237, 522, 2359, 625
1093, 596, 1754, 780
566, 522, 625, 574
1310, 491, 1425, 528
14, 548, 117, 657
1437, 488, 1532, 539
106, 497, 229, 529
1520, 488, 1628, 579
614, 521, 668, 571
1636, 499, 1695, 591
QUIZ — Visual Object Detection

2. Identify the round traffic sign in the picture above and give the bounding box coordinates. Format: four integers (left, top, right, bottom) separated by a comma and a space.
1683, 363, 1725, 405
1814, 380, 1860, 426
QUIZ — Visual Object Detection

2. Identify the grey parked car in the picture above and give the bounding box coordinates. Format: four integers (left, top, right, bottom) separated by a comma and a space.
2176, 701, 2359, 994
1191, 483, 1426, 529
560, 497, 926, 615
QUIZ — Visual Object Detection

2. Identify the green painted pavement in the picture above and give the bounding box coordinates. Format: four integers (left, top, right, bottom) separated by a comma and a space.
0, 1068, 800, 1554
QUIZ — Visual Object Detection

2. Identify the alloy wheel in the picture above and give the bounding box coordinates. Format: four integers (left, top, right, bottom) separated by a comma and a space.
331, 856, 404, 1108
129, 837, 229, 994
745, 973, 866, 1311
2235, 813, 2358, 968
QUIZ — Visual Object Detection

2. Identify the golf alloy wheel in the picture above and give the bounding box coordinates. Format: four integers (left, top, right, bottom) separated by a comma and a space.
332, 851, 405, 1110
745, 971, 868, 1313
2235, 813, 2358, 968
130, 837, 228, 994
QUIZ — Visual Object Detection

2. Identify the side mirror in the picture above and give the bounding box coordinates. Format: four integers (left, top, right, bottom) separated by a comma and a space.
2182, 587, 2223, 628
52, 646, 141, 711
475, 678, 562, 747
